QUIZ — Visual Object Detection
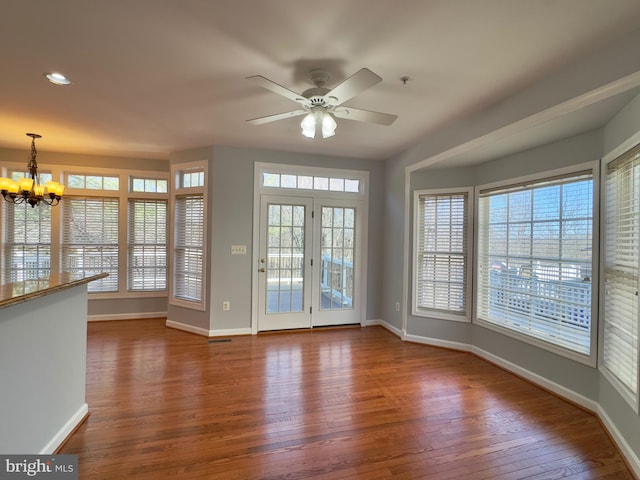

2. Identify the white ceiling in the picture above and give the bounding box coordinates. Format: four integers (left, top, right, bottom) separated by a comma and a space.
2, 0, 640, 164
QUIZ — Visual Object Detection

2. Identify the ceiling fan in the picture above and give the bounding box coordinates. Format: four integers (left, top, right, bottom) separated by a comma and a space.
246, 68, 397, 139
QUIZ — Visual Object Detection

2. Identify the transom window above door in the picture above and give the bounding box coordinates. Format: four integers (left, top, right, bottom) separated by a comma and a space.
257, 164, 367, 197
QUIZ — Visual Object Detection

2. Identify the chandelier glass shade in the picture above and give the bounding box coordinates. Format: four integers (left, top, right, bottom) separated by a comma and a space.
300, 107, 337, 139
0, 133, 64, 208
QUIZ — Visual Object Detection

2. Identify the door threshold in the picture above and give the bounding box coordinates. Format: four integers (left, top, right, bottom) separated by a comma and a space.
258, 324, 361, 335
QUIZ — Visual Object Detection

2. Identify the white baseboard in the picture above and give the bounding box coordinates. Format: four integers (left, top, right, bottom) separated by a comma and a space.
88, 312, 167, 322
210, 328, 252, 337
362, 318, 382, 327
165, 319, 210, 336
598, 404, 640, 476
165, 319, 251, 337
366, 318, 403, 338
405, 333, 473, 353
472, 345, 599, 413
41, 403, 88, 454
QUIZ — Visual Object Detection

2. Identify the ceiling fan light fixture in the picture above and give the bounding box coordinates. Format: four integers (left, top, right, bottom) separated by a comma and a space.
300, 108, 337, 139
322, 112, 337, 138
300, 112, 316, 138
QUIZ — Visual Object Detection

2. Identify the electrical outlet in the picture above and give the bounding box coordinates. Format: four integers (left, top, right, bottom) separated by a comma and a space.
395, 302, 400, 312
223, 301, 230, 311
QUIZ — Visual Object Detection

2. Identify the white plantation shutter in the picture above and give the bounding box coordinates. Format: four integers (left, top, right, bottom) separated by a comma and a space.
62, 197, 119, 292
174, 194, 204, 302
603, 143, 640, 406
414, 191, 470, 318
128, 199, 167, 291
2, 203, 51, 282
477, 171, 594, 357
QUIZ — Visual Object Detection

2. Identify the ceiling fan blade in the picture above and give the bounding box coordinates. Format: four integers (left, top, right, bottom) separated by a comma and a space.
332, 106, 397, 126
246, 75, 308, 107
323, 68, 382, 106
246, 109, 308, 125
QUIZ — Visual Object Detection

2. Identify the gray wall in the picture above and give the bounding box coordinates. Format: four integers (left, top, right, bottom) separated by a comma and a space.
169, 145, 385, 334
0, 147, 169, 172
604, 91, 640, 153
208, 146, 255, 331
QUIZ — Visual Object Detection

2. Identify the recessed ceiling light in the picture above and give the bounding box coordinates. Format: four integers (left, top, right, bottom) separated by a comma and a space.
44, 72, 72, 86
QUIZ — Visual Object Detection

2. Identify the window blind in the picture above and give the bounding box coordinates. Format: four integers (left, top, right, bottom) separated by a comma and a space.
62, 197, 119, 292
2, 203, 51, 283
477, 172, 594, 355
415, 192, 468, 316
128, 199, 167, 291
174, 194, 204, 302
603, 143, 640, 401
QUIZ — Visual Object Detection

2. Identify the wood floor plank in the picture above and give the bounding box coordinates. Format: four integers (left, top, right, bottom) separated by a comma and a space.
59, 320, 635, 479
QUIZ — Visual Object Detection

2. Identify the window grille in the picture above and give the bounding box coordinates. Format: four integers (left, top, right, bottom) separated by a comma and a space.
477, 172, 594, 356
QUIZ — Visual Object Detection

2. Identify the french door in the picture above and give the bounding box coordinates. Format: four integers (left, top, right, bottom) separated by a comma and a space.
257, 195, 363, 331
257, 196, 313, 331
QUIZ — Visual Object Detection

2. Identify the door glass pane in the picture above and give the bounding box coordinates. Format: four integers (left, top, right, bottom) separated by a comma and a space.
266, 203, 305, 313
320, 207, 355, 310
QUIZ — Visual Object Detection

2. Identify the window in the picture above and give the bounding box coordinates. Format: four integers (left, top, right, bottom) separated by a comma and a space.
2, 171, 53, 283
413, 189, 472, 320
602, 143, 640, 410
63, 197, 119, 292
2, 201, 51, 283
180, 171, 204, 189
131, 177, 168, 193
67, 174, 119, 190
476, 168, 595, 361
262, 171, 361, 193
174, 195, 204, 303
321, 206, 356, 310
1, 165, 168, 296
171, 162, 207, 310
128, 199, 167, 291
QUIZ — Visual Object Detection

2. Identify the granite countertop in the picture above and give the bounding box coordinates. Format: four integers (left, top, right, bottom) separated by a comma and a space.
0, 272, 109, 309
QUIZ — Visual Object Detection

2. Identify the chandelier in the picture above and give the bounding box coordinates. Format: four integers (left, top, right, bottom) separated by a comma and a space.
0, 133, 64, 208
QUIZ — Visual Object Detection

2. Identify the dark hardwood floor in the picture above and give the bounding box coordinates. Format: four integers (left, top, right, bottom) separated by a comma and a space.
60, 319, 635, 479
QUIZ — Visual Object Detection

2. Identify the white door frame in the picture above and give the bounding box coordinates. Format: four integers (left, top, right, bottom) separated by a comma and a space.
251, 163, 369, 334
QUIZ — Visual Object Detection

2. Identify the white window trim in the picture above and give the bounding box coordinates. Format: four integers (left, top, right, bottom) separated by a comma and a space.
474, 161, 600, 367
412, 187, 474, 322
599, 136, 640, 413
169, 160, 208, 311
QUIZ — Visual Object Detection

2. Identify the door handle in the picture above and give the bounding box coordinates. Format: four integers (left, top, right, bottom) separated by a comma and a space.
259, 268, 266, 273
